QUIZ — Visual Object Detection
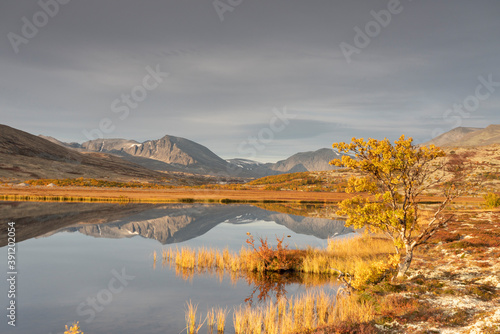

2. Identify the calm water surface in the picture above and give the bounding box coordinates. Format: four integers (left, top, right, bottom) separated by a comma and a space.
0, 202, 354, 334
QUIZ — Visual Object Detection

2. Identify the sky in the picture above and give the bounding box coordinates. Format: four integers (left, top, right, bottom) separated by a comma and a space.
1, 0, 499, 162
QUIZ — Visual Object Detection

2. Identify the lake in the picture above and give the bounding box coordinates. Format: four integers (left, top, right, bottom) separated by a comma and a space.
0, 202, 354, 334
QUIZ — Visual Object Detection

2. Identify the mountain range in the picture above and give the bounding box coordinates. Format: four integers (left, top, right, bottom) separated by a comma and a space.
71, 136, 344, 177
0, 124, 344, 181
81, 136, 235, 176
1, 124, 498, 182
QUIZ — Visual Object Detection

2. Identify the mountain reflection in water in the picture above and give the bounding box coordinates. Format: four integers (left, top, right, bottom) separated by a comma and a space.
0, 202, 354, 246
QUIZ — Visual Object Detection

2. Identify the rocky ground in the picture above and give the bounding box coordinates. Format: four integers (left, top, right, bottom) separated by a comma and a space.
376, 209, 500, 334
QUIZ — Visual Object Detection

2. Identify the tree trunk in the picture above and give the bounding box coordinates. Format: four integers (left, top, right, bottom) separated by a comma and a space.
396, 246, 413, 279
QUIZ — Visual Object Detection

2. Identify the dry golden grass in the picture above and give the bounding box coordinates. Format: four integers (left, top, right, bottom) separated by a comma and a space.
197, 247, 216, 269
248, 308, 264, 334
192, 289, 376, 334
206, 308, 216, 334
263, 301, 278, 334
160, 234, 396, 292
315, 290, 330, 327
161, 248, 168, 261
325, 235, 397, 289
0, 187, 356, 204
216, 307, 228, 333
233, 306, 248, 334
332, 293, 375, 324
2, 184, 480, 204
176, 248, 196, 268
185, 301, 203, 334
327, 234, 394, 257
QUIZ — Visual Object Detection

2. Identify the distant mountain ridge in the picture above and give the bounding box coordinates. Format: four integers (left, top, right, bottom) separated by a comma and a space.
227, 148, 343, 176
424, 125, 500, 147
78, 138, 344, 176
81, 138, 141, 152
81, 136, 235, 176
2, 124, 348, 180
41, 132, 347, 177
269, 148, 344, 173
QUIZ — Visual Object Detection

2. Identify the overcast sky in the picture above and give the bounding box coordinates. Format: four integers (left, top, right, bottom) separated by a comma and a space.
1, 1, 499, 162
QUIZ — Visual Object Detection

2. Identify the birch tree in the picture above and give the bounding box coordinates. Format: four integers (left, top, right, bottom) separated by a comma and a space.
330, 135, 477, 279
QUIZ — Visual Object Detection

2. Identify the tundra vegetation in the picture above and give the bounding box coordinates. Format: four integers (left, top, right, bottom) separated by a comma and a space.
24, 177, 174, 189
483, 192, 500, 209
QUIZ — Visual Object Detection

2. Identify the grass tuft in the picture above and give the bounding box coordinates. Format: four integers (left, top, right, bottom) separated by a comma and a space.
185, 301, 203, 334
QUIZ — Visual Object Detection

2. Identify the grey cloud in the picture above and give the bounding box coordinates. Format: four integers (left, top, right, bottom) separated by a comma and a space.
240, 119, 347, 140
0, 0, 499, 162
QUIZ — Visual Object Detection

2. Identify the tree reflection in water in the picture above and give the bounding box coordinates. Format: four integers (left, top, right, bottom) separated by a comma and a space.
166, 261, 335, 305
241, 270, 334, 305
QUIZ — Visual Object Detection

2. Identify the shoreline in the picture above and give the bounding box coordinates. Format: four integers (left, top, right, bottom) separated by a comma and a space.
0, 185, 483, 204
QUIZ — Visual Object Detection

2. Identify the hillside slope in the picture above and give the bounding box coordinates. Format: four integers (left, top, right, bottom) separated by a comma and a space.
456, 124, 500, 146
424, 125, 500, 147
0, 124, 168, 182
423, 127, 483, 147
